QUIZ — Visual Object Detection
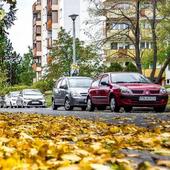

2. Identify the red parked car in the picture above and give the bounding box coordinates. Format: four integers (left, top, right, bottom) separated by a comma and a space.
87, 72, 168, 112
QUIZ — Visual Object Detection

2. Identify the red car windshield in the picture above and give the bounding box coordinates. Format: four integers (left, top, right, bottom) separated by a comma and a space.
111, 73, 151, 84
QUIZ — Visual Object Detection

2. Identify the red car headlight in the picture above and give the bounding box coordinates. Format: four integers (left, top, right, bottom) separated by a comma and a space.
120, 87, 132, 95
160, 88, 167, 94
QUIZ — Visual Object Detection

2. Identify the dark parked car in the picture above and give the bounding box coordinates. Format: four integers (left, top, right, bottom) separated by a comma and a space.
52, 76, 93, 110
0, 96, 5, 108
87, 72, 168, 112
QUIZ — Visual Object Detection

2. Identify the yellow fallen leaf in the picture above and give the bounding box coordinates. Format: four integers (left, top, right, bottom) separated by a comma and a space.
61, 153, 81, 162
157, 160, 170, 167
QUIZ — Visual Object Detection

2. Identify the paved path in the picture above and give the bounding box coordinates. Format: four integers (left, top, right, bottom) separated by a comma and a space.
0, 107, 170, 127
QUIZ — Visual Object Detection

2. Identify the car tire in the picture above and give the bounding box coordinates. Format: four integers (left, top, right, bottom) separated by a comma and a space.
52, 100, 58, 110
97, 106, 106, 111
10, 103, 13, 108
4, 103, 7, 108
86, 97, 95, 111
154, 106, 166, 113
64, 98, 73, 111
124, 106, 132, 112
110, 96, 120, 112
81, 106, 86, 111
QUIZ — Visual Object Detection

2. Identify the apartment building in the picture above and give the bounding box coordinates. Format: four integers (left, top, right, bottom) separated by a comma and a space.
32, 0, 100, 81
102, 0, 167, 83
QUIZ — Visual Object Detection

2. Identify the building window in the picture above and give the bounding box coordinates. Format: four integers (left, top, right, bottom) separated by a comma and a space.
52, 10, 58, 23
167, 79, 170, 84
111, 42, 130, 50
111, 43, 118, 50
112, 23, 129, 30
36, 41, 41, 51
168, 64, 170, 70
140, 42, 152, 49
36, 26, 41, 35
37, 12, 41, 20
52, 0, 58, 5
37, 0, 41, 4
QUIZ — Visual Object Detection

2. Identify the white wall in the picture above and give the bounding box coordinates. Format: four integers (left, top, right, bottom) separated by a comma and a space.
41, 0, 48, 69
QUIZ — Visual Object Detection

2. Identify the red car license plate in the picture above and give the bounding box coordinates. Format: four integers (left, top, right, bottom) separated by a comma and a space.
139, 96, 156, 101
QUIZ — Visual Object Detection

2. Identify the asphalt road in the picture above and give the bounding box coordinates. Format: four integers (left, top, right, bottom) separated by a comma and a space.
0, 107, 170, 127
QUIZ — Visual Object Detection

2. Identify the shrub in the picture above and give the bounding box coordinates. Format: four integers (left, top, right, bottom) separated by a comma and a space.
32, 80, 53, 93
0, 85, 30, 96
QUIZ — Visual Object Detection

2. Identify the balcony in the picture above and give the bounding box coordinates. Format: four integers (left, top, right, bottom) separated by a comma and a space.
33, 48, 42, 57
32, 2, 41, 13
104, 49, 134, 62
47, 37, 52, 49
52, 4, 59, 10
36, 36, 41, 41
32, 63, 42, 72
47, 19, 52, 30
47, 0, 52, 12
47, 55, 52, 64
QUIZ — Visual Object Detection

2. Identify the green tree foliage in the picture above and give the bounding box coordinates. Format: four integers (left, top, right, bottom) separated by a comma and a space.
0, 0, 17, 86
17, 48, 35, 86
106, 62, 123, 72
124, 62, 138, 72
47, 28, 102, 80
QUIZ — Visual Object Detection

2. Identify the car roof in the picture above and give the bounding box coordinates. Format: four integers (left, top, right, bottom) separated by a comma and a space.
22, 89, 40, 91
65, 76, 92, 79
10, 91, 20, 94
100, 72, 140, 76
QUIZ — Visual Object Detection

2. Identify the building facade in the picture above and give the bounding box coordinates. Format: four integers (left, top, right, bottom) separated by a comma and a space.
102, 0, 167, 84
32, 0, 100, 81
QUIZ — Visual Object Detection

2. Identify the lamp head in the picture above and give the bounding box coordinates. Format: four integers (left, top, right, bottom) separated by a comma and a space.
69, 14, 79, 21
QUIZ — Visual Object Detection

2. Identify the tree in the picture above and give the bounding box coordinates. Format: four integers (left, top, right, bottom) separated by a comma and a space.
106, 62, 123, 72
89, 0, 142, 73
46, 28, 102, 80
89, 0, 170, 83
0, 0, 17, 85
17, 48, 35, 86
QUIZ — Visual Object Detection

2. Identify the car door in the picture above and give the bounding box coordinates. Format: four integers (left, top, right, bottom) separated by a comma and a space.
5, 94, 11, 107
90, 78, 100, 105
53, 79, 63, 105
17, 92, 23, 107
97, 74, 110, 104
59, 78, 68, 105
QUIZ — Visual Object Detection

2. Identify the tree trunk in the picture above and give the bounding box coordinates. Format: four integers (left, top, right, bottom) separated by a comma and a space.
135, 1, 142, 74
150, 0, 157, 82
156, 57, 170, 84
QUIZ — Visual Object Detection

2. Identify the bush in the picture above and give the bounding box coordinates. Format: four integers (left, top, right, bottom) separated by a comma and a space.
124, 62, 138, 72
32, 80, 53, 93
0, 85, 30, 95
106, 62, 123, 72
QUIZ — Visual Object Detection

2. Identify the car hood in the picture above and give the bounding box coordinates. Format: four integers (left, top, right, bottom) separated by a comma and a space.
23, 95, 44, 99
11, 97, 18, 100
70, 88, 89, 94
115, 83, 161, 90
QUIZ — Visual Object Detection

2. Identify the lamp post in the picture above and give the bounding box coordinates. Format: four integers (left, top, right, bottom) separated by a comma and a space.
69, 14, 79, 76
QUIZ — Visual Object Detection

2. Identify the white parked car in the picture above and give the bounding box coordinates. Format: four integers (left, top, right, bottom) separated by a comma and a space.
4, 91, 20, 108
16, 89, 46, 108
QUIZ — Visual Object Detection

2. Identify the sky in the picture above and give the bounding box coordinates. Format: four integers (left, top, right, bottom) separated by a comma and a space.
8, 0, 35, 56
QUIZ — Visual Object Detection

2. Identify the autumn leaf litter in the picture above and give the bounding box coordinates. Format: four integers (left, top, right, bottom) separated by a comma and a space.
0, 113, 169, 169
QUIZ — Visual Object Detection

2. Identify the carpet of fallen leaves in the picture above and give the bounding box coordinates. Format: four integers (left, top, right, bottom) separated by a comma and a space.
0, 113, 169, 170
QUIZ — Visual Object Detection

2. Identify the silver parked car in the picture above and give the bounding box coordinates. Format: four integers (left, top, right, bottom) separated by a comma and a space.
16, 89, 46, 108
52, 76, 93, 111
4, 91, 20, 108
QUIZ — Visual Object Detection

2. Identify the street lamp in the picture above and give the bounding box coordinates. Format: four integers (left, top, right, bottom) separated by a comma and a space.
69, 14, 79, 76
